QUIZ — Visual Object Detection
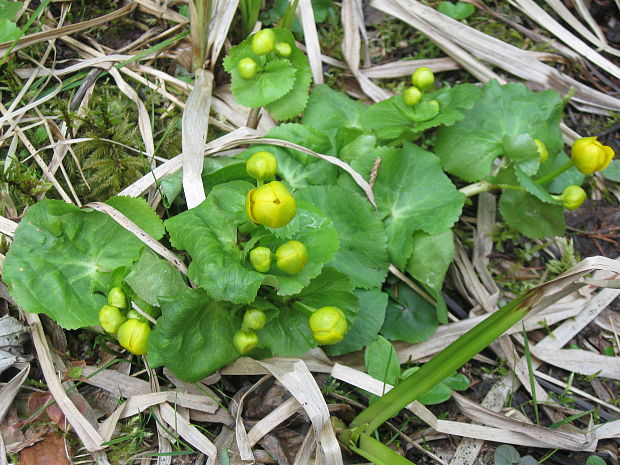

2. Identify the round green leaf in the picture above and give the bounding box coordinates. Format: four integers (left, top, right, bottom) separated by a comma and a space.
297, 185, 389, 289
499, 190, 566, 239
231, 58, 296, 108
4, 200, 145, 329
148, 288, 240, 381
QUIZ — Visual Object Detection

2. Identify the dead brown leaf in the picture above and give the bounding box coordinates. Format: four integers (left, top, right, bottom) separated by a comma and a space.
19, 433, 71, 465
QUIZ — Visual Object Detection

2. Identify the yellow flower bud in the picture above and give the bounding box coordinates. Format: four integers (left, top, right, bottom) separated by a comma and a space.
246, 181, 297, 228
274, 42, 292, 57
117, 319, 151, 355
249, 246, 272, 272
403, 86, 422, 106
571, 136, 615, 175
411, 67, 435, 91
246, 151, 278, 181
275, 240, 308, 275
238, 57, 258, 79
534, 139, 548, 163
251, 29, 276, 55
309, 306, 347, 345
99, 305, 126, 335
242, 308, 267, 331
560, 185, 586, 210
107, 287, 127, 309
233, 328, 258, 354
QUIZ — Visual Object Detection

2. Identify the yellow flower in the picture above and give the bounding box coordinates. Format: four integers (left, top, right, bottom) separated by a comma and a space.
246, 181, 296, 228
249, 246, 272, 272
560, 185, 586, 210
251, 29, 276, 55
246, 151, 277, 181
275, 240, 308, 275
242, 309, 267, 331
107, 287, 127, 309
233, 328, 258, 354
411, 67, 435, 91
309, 306, 347, 345
99, 305, 126, 335
534, 139, 548, 163
117, 319, 151, 355
571, 137, 614, 175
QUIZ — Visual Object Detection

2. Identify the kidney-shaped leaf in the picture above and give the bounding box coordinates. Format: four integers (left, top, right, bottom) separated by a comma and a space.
4, 200, 145, 329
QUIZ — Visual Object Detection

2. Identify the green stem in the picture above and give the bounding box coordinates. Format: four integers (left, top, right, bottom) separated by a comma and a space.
351, 289, 541, 434
535, 160, 573, 185
345, 432, 417, 465
459, 181, 525, 197
459, 180, 493, 197
291, 301, 315, 317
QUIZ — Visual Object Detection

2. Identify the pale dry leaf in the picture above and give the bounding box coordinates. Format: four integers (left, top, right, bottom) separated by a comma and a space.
259, 359, 343, 465
511, 0, 620, 70
298, 0, 324, 84
182, 69, 213, 209
23, 313, 104, 451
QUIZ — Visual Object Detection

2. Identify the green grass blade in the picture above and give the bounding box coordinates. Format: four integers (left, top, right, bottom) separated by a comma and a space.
348, 433, 417, 465
352, 289, 541, 434
522, 322, 540, 424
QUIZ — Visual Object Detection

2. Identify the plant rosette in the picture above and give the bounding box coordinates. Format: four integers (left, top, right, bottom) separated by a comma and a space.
223, 28, 312, 120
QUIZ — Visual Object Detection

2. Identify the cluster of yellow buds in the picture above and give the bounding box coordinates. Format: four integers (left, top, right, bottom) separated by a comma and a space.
233, 308, 267, 354
237, 29, 293, 80
402, 67, 440, 113
98, 287, 151, 355
245, 151, 309, 275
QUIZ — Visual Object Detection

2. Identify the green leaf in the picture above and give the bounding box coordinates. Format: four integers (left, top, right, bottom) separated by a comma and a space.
0, 18, 21, 42
297, 186, 388, 289
400, 367, 468, 404
148, 288, 240, 381
302, 85, 367, 138
499, 190, 566, 239
365, 335, 400, 387
260, 267, 358, 356
586, 456, 607, 465
406, 229, 454, 323
105, 196, 165, 240
165, 181, 264, 303
381, 283, 438, 344
514, 167, 558, 204
253, 124, 338, 189
232, 58, 296, 108
502, 133, 540, 176
337, 131, 378, 164
124, 249, 187, 306
601, 159, 620, 183
325, 289, 389, 356
0, 1, 23, 20
361, 84, 482, 140
437, 1, 475, 20
494, 445, 520, 465
518, 457, 539, 465
265, 30, 313, 120
373, 143, 465, 267
436, 80, 564, 182
4, 200, 145, 329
